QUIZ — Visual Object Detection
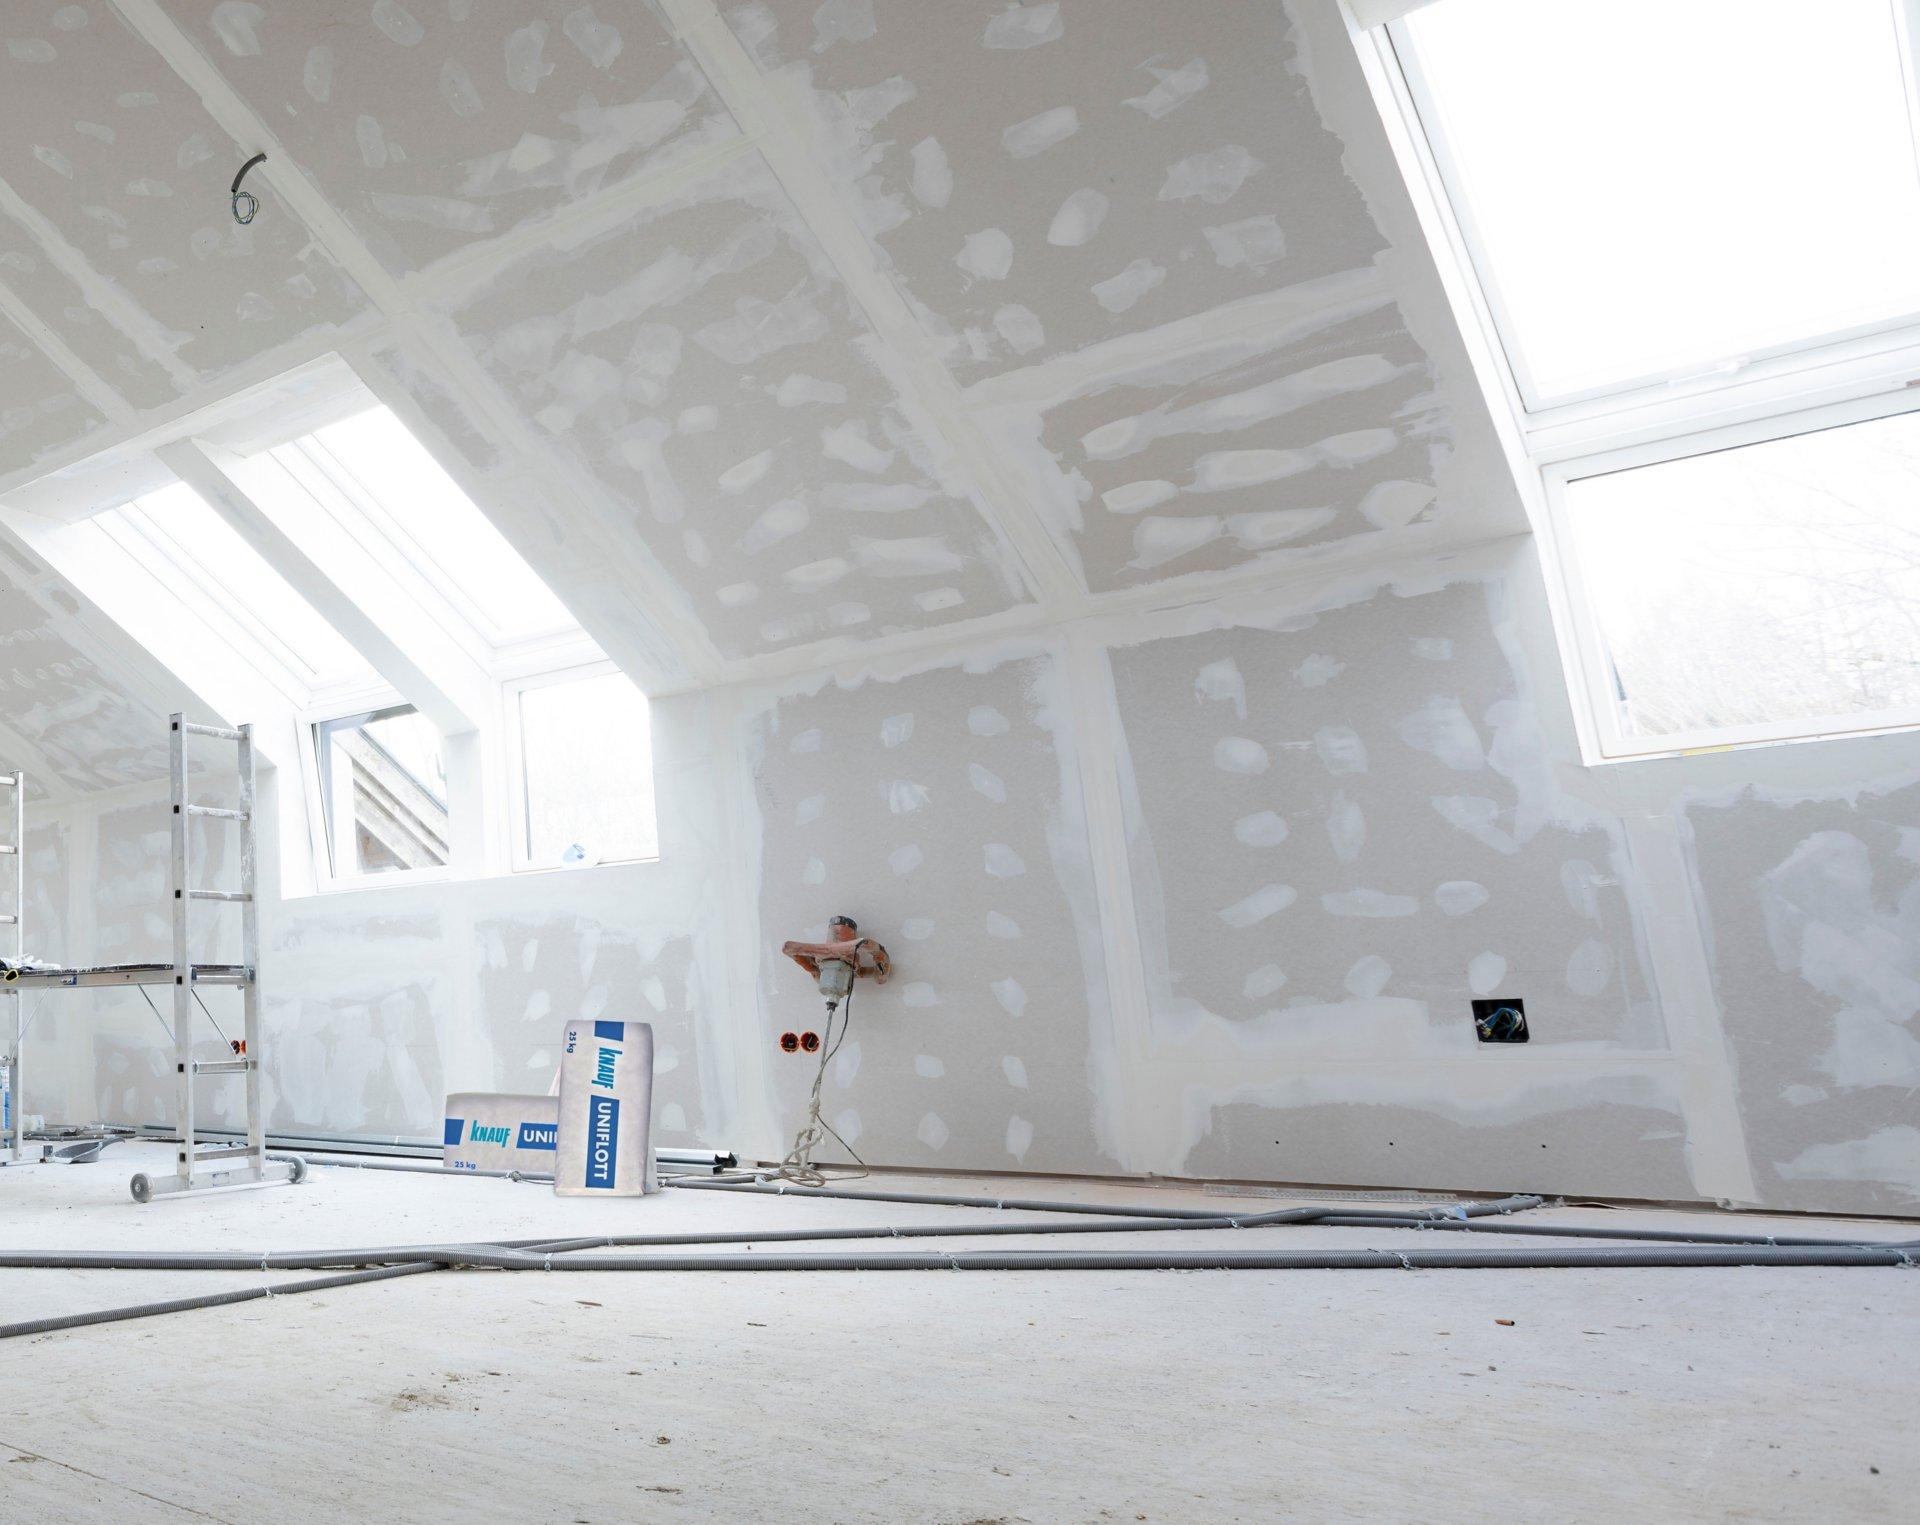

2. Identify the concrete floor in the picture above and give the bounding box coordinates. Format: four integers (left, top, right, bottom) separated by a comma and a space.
0, 1143, 1913, 1523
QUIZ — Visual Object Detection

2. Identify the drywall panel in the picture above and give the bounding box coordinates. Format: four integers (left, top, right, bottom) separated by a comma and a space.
972, 280, 1449, 592
192, 0, 741, 275
732, 0, 1384, 378
0, 3, 368, 383
1685, 776, 1920, 1215
1184, 1086, 1697, 1201
1106, 570, 1686, 1190
0, 313, 107, 474
475, 917, 708, 1149
0, 218, 175, 410
438, 155, 1028, 658
265, 906, 449, 1137
0, 583, 163, 789
748, 647, 1116, 1174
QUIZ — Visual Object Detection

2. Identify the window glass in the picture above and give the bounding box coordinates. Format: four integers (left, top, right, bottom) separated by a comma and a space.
101, 483, 370, 690
293, 407, 576, 646
314, 705, 451, 876
1563, 408, 1920, 744
518, 671, 657, 867
1402, 0, 1920, 401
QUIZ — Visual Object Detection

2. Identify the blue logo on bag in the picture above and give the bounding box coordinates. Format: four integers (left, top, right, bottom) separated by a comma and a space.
593, 1020, 624, 1041
443, 1117, 464, 1147
517, 1122, 557, 1151
586, 1095, 619, 1189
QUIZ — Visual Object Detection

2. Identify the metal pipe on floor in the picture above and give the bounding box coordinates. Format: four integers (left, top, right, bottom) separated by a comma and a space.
0, 1264, 436, 1341
1307, 1213, 1906, 1248
665, 1176, 1546, 1222
0, 1233, 619, 1342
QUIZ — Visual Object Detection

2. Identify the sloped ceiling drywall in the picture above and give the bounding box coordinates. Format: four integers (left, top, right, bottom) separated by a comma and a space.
0, 0, 1524, 790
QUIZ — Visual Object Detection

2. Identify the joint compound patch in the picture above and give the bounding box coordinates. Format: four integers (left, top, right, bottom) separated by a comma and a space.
557, 1019, 656, 1195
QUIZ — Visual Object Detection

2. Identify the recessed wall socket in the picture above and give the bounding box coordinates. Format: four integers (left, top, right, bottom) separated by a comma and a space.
1473, 998, 1528, 1043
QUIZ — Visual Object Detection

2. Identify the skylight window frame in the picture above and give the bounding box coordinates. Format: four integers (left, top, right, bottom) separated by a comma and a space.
1351, 0, 1920, 764
274, 424, 580, 663
1383, 0, 1920, 420
1541, 386, 1920, 760
92, 496, 324, 706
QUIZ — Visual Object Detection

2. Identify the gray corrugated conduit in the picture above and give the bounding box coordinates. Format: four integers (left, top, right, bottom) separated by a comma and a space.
2, 1169, 1912, 1343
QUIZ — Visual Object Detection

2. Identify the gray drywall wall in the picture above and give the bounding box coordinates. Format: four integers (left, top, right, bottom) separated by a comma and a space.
746, 644, 1117, 1174
21, 690, 743, 1154
1102, 565, 1695, 1199
0, 0, 1910, 1220
1682, 776, 1920, 1214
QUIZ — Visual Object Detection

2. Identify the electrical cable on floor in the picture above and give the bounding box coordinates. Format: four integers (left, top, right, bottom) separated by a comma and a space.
2, 1183, 1915, 1343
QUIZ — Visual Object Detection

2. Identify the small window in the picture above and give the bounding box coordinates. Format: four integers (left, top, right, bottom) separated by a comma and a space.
1397, 0, 1920, 404
513, 669, 657, 869
314, 704, 451, 878
1558, 406, 1920, 754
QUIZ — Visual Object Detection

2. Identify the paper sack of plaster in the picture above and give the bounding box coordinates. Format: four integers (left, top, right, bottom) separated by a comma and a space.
443, 1093, 559, 1174
555, 1019, 657, 1196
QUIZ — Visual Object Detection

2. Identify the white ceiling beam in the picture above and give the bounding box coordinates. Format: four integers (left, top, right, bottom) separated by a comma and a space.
157, 439, 486, 736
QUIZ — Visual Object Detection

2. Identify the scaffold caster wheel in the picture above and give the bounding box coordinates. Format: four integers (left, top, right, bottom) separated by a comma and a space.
286, 1156, 308, 1185
129, 1173, 152, 1203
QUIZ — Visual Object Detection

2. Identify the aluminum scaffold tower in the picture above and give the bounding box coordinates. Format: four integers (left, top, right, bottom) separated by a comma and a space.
1, 714, 305, 1202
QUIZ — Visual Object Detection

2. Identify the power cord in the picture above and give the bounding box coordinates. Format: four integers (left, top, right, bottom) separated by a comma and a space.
775, 981, 868, 1187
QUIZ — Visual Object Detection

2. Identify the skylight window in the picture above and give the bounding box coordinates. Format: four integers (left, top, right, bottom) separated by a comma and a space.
1397, 0, 1920, 404
269, 406, 576, 651
95, 482, 373, 696
1557, 405, 1920, 752
9, 363, 657, 894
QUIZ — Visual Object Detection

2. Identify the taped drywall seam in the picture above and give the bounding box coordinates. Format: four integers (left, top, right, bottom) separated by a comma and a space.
1060, 628, 1157, 1171
654, 0, 1088, 618
671, 515, 1531, 705
0, 175, 196, 391
402, 132, 765, 308
105, 0, 725, 692
1622, 811, 1760, 1205
962, 268, 1394, 414
0, 281, 135, 427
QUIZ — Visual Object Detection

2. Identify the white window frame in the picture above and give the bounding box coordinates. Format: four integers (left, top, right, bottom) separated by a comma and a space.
502, 659, 661, 875
1351, 0, 1920, 763
302, 698, 457, 894
1544, 387, 1920, 760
